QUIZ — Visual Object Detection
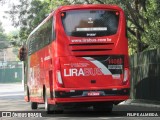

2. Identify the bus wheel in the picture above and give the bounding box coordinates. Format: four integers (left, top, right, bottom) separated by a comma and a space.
44, 93, 63, 114
31, 102, 38, 109
93, 103, 113, 113
44, 91, 53, 114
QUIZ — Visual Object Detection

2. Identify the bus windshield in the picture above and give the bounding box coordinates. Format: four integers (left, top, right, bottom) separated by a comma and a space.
61, 10, 119, 37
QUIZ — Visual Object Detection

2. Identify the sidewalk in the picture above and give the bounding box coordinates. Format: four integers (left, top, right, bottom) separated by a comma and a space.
120, 99, 160, 108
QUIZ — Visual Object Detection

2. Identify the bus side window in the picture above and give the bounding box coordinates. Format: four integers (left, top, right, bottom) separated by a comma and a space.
28, 37, 34, 55
38, 29, 44, 49
42, 17, 53, 46
27, 16, 54, 55
52, 17, 56, 41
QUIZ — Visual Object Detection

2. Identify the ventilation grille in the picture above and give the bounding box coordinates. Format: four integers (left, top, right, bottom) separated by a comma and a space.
69, 43, 114, 56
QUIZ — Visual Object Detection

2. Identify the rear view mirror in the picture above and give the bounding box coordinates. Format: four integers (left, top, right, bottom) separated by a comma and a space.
18, 46, 27, 61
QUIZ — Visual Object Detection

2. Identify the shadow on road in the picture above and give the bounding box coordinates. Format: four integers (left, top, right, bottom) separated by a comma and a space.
35, 106, 128, 117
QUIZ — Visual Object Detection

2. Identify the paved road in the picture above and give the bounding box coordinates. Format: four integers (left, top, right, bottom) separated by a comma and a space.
0, 83, 160, 120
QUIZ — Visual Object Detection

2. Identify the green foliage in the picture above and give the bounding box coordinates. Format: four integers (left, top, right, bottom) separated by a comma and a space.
7, 30, 22, 47
86, 0, 160, 54
6, 0, 50, 41
0, 22, 9, 49
143, 0, 160, 49
6, 0, 160, 55
0, 0, 6, 5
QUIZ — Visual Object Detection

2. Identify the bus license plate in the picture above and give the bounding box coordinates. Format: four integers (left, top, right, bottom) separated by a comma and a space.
87, 91, 100, 96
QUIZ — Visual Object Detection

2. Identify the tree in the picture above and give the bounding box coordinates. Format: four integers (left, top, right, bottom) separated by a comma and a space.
0, 21, 9, 49
66, 0, 160, 54
7, 30, 21, 46
0, 0, 7, 5
6, 0, 49, 41
6, 0, 160, 54
144, 0, 160, 49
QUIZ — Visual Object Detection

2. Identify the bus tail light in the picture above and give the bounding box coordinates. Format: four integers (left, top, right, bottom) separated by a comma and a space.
55, 57, 63, 87
123, 68, 129, 85
56, 70, 63, 85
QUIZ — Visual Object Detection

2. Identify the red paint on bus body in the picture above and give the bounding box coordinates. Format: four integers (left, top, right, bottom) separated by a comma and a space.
24, 4, 130, 111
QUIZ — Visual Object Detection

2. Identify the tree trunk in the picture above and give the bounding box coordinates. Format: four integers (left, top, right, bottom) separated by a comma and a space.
135, 0, 142, 53
136, 30, 142, 52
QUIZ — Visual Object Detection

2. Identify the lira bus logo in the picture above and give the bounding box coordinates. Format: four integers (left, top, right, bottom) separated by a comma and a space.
64, 68, 103, 76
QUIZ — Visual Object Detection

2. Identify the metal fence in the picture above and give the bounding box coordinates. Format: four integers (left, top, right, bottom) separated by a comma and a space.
130, 49, 160, 101
0, 61, 23, 83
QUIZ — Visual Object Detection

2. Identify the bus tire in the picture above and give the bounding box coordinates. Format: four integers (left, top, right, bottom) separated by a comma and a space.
44, 89, 53, 114
31, 102, 38, 109
44, 88, 63, 114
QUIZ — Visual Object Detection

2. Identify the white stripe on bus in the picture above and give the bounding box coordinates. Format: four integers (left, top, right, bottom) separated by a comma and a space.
83, 57, 112, 75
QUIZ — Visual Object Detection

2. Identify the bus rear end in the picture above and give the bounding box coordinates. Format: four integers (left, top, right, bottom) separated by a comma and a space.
50, 5, 130, 111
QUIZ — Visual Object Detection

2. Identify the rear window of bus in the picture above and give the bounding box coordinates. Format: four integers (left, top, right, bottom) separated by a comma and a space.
61, 10, 119, 37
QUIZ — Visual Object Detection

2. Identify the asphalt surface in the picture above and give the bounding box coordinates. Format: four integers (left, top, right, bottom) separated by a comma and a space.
0, 83, 160, 120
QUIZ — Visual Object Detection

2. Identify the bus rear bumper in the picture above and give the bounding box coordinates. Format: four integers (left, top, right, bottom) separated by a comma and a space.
48, 88, 130, 104
54, 96, 129, 103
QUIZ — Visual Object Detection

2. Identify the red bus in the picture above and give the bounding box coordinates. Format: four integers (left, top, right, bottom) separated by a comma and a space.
20, 4, 130, 113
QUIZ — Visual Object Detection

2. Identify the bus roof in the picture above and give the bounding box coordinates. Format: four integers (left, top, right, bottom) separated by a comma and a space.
56, 4, 123, 12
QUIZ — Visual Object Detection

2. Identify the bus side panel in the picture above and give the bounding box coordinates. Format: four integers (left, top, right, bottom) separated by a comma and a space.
37, 48, 45, 103
43, 44, 54, 101
24, 56, 30, 102
29, 44, 53, 103
28, 49, 43, 103
27, 52, 38, 102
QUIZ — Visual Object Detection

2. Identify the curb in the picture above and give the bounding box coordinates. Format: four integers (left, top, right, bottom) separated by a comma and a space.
119, 99, 160, 108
